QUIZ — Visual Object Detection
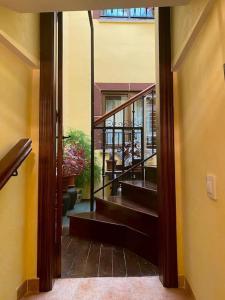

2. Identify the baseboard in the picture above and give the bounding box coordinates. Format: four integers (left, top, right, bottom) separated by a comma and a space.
178, 276, 196, 299
17, 278, 39, 300
17, 281, 27, 300
178, 275, 185, 288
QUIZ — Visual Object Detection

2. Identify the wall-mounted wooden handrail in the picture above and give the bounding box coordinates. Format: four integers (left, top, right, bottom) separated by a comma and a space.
94, 84, 156, 126
0, 139, 32, 190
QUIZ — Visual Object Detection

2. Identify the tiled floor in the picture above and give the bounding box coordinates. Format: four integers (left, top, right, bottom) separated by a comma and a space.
23, 277, 193, 300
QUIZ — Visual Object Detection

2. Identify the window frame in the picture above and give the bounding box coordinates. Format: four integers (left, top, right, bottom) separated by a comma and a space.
100, 7, 155, 20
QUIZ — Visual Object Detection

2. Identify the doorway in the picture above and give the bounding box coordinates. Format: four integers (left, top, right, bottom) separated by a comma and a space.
38, 7, 177, 292
61, 7, 158, 279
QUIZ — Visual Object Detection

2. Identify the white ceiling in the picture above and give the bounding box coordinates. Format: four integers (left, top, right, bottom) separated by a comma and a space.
0, 0, 189, 13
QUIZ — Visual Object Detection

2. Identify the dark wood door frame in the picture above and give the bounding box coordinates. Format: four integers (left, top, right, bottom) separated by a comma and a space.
37, 7, 178, 292
38, 12, 63, 291
157, 7, 178, 288
55, 11, 63, 279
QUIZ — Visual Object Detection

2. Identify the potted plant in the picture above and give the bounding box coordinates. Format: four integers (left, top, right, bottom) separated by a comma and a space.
64, 129, 101, 190
62, 143, 86, 191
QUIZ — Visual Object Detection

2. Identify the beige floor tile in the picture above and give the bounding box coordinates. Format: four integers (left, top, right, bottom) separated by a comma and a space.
23, 277, 193, 300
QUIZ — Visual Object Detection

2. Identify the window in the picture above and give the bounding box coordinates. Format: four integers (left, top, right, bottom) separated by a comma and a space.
100, 8, 154, 20
104, 94, 128, 147
145, 95, 156, 150
103, 92, 156, 151
103, 93, 143, 147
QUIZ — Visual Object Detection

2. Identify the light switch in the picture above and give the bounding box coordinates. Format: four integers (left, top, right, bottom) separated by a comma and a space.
206, 175, 217, 200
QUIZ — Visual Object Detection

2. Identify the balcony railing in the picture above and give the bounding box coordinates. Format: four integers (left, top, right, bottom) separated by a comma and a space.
100, 8, 154, 19
93, 85, 156, 198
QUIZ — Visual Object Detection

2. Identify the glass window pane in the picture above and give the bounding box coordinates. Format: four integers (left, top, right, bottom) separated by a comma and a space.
105, 95, 128, 145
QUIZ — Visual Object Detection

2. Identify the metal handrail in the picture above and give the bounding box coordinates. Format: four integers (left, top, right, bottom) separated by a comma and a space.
94, 151, 157, 194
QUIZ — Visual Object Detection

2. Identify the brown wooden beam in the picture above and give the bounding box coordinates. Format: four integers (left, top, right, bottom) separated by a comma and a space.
38, 12, 57, 292
157, 7, 178, 288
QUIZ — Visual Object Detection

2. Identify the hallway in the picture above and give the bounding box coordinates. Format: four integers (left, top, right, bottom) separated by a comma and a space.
23, 277, 193, 300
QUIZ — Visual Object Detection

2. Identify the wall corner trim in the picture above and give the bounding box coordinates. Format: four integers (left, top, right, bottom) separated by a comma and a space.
17, 278, 39, 300
172, 0, 214, 72
178, 276, 196, 299
0, 30, 40, 69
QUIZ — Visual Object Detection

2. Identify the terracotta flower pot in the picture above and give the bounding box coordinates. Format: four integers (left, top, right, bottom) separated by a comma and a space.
62, 175, 77, 192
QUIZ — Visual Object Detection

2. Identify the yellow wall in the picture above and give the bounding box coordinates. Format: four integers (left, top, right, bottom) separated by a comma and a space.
63, 12, 91, 135
0, 7, 39, 300
172, 0, 225, 299
171, 0, 209, 63
63, 12, 155, 134
94, 19, 155, 83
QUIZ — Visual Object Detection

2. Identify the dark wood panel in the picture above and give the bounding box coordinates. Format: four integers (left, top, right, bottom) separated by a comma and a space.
38, 12, 57, 292
61, 238, 78, 277
112, 247, 126, 277
99, 244, 113, 277
55, 11, 63, 278
61, 234, 158, 278
138, 256, 158, 276
120, 181, 158, 211
61, 235, 71, 252
69, 238, 91, 277
157, 7, 178, 288
124, 249, 141, 277
84, 242, 100, 277
96, 196, 158, 236
69, 212, 158, 264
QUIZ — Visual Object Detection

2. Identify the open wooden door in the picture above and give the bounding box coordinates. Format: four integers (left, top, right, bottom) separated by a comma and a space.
54, 12, 63, 278
38, 12, 63, 291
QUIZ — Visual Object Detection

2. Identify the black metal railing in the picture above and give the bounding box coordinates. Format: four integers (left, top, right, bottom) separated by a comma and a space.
93, 85, 156, 198
94, 151, 157, 197
100, 8, 155, 19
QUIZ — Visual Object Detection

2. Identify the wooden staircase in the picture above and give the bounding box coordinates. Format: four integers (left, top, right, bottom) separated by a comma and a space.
69, 165, 158, 265
69, 85, 158, 265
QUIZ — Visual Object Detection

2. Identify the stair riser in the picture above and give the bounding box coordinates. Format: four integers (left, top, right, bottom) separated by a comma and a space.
121, 184, 158, 211
145, 167, 157, 184
96, 198, 158, 236
69, 217, 158, 265
69, 216, 124, 244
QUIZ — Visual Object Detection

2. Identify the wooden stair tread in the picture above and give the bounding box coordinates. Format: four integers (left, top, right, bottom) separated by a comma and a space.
69, 211, 149, 236
120, 180, 157, 192
68, 211, 118, 224
96, 195, 158, 218
145, 165, 157, 168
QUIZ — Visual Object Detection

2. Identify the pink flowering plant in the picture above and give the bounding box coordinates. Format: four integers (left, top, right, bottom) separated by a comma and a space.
62, 143, 87, 177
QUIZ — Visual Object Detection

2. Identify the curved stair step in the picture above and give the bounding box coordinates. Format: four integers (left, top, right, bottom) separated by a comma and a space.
145, 166, 157, 184
96, 195, 158, 216
69, 212, 158, 265
120, 180, 157, 192
95, 195, 158, 236
120, 180, 157, 211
